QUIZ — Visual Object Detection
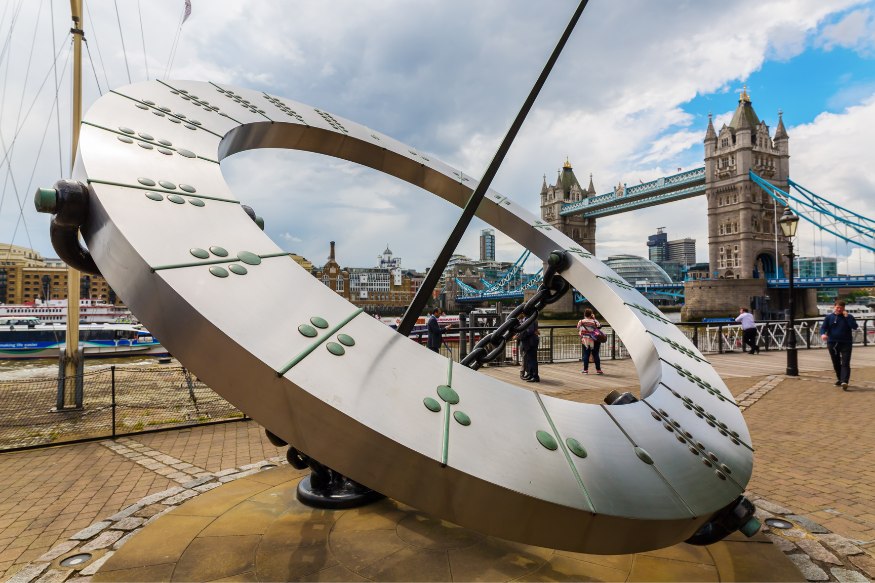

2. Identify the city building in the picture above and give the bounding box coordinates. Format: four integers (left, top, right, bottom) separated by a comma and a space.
540, 159, 597, 254
646, 230, 696, 282
479, 229, 495, 262
795, 256, 837, 278
647, 229, 668, 263
0, 243, 118, 304
667, 237, 696, 264
603, 255, 673, 286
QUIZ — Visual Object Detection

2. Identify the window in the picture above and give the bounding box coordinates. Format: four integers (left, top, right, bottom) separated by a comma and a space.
336, 276, 344, 292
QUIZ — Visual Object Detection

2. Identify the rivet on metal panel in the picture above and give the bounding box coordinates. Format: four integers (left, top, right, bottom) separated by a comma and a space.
634, 446, 654, 464
157, 148, 173, 155
135, 103, 148, 110
566, 438, 587, 458
650, 411, 661, 421
423, 397, 441, 413
188, 198, 205, 207
158, 139, 172, 146
167, 194, 185, 204
536, 430, 558, 451
688, 446, 699, 455
138, 177, 156, 186
310, 316, 329, 329
436, 385, 459, 405
138, 132, 154, 140
337, 334, 355, 347
209, 266, 229, 278
117, 136, 133, 144
228, 264, 247, 275
663, 422, 674, 432
137, 142, 153, 150
119, 127, 135, 134
326, 342, 345, 356
298, 324, 317, 338
159, 181, 176, 190
720, 464, 731, 474
715, 471, 727, 480
177, 149, 196, 158
179, 184, 196, 193
702, 458, 713, 467
144, 192, 163, 201
453, 411, 471, 426
209, 246, 228, 257
238, 251, 262, 265
189, 248, 209, 259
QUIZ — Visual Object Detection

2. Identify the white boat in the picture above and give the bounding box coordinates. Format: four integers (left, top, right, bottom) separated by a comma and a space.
816, 303, 874, 317
0, 298, 135, 324
0, 317, 166, 360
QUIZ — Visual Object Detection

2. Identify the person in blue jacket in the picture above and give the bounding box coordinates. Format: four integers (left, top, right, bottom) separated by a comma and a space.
426, 308, 444, 353
820, 299, 858, 391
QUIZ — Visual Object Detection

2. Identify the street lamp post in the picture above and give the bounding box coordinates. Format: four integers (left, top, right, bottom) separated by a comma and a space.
779, 206, 800, 376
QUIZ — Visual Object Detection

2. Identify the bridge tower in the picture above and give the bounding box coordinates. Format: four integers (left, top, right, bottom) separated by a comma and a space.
540, 159, 597, 254
704, 88, 790, 280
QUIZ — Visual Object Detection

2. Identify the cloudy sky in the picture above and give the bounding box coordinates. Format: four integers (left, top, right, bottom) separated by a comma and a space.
2, 0, 874, 275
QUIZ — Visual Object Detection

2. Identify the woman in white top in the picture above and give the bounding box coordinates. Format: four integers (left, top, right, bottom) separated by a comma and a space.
576, 308, 603, 374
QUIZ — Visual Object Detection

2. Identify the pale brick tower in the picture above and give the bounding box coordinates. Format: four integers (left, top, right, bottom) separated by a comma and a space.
704, 88, 790, 280
540, 159, 597, 254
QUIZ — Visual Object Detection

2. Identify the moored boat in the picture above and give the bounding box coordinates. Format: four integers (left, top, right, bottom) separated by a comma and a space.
0, 318, 166, 360
0, 298, 134, 324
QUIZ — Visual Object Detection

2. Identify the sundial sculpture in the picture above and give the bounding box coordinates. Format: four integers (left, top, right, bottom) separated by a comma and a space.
35, 78, 760, 554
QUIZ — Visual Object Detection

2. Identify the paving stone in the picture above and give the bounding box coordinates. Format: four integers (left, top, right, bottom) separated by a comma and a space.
163, 490, 197, 505
194, 482, 221, 493
70, 522, 110, 541
817, 533, 865, 556
138, 487, 183, 506
755, 499, 793, 514
81, 530, 124, 552
79, 551, 114, 576
849, 553, 875, 580
35, 541, 79, 563
830, 567, 871, 583
787, 554, 828, 581
33, 568, 71, 583
105, 504, 143, 522
181, 476, 213, 489
779, 527, 808, 539
788, 515, 830, 534
6, 562, 49, 583
144, 506, 174, 525
764, 533, 798, 552
795, 539, 842, 565
754, 507, 775, 522
110, 517, 145, 531
214, 468, 239, 477
112, 531, 137, 551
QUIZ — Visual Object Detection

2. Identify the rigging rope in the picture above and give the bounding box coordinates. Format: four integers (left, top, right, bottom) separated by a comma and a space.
137, 0, 149, 80
49, 0, 63, 176
84, 39, 103, 95
164, 8, 185, 79
85, 2, 111, 91
113, 0, 132, 84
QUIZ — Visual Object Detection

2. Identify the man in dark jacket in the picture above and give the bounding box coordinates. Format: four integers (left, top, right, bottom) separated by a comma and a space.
518, 318, 540, 382
426, 308, 444, 352
820, 300, 858, 390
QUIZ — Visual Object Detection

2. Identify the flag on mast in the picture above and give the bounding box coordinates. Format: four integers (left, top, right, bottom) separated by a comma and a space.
182, 0, 192, 24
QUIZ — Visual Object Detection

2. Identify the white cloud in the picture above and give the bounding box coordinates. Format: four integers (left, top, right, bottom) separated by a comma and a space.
816, 7, 875, 56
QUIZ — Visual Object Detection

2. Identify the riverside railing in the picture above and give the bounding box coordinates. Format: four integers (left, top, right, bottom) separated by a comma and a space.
0, 365, 244, 452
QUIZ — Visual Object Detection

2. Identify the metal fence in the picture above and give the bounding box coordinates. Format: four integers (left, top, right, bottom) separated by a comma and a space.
0, 365, 243, 452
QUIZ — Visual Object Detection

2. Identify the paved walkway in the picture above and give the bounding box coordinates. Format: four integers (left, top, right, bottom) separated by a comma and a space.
0, 346, 873, 581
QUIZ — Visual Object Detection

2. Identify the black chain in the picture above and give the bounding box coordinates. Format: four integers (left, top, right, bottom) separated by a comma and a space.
460, 250, 571, 370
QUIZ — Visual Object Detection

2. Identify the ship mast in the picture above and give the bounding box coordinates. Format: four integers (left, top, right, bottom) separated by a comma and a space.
62, 0, 84, 406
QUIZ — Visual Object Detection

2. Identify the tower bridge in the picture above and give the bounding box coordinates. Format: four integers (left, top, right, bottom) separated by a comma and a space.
457, 90, 874, 319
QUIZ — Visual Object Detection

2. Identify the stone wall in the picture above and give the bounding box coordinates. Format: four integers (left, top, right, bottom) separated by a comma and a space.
682, 279, 768, 321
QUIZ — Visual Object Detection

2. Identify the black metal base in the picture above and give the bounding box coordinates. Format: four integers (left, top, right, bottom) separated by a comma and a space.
296, 473, 384, 509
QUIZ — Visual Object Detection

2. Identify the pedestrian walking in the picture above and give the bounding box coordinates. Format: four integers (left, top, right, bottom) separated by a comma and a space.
576, 308, 603, 375
735, 307, 758, 354
426, 308, 445, 353
518, 317, 540, 382
820, 299, 858, 390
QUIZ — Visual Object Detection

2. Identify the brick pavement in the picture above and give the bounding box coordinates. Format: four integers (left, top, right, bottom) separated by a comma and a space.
1, 347, 874, 581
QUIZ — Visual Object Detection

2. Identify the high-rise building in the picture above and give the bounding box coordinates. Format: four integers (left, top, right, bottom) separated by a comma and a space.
666, 237, 696, 264
796, 256, 837, 278
479, 229, 496, 262
647, 228, 668, 263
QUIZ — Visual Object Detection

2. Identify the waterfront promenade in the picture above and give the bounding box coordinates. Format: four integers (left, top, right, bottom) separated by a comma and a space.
1, 346, 874, 581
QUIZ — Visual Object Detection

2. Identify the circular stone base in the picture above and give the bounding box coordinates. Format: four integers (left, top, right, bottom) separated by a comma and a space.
92, 465, 802, 582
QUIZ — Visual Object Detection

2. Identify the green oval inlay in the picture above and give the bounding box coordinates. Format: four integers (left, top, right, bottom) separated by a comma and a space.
159, 181, 176, 190
157, 139, 172, 146
237, 251, 262, 265
177, 148, 196, 157
566, 438, 588, 458
119, 127, 135, 134
137, 142, 153, 150
310, 316, 329, 329
184, 124, 197, 131
209, 246, 229, 257
209, 266, 229, 278
179, 184, 196, 193
143, 99, 155, 105
337, 334, 355, 347
188, 198, 205, 207
144, 192, 163, 201
168, 117, 181, 124
297, 324, 317, 338
634, 446, 654, 465
423, 397, 441, 413
436, 385, 459, 405
190, 248, 209, 259
117, 136, 133, 144
138, 132, 154, 141
138, 177, 156, 187
453, 411, 471, 426
167, 194, 185, 204
152, 111, 165, 117
135, 103, 148, 110
228, 264, 247, 275
326, 342, 345, 356
157, 148, 173, 155
536, 430, 558, 451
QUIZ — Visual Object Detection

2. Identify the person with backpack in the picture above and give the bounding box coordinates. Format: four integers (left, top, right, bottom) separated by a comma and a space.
577, 308, 604, 375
